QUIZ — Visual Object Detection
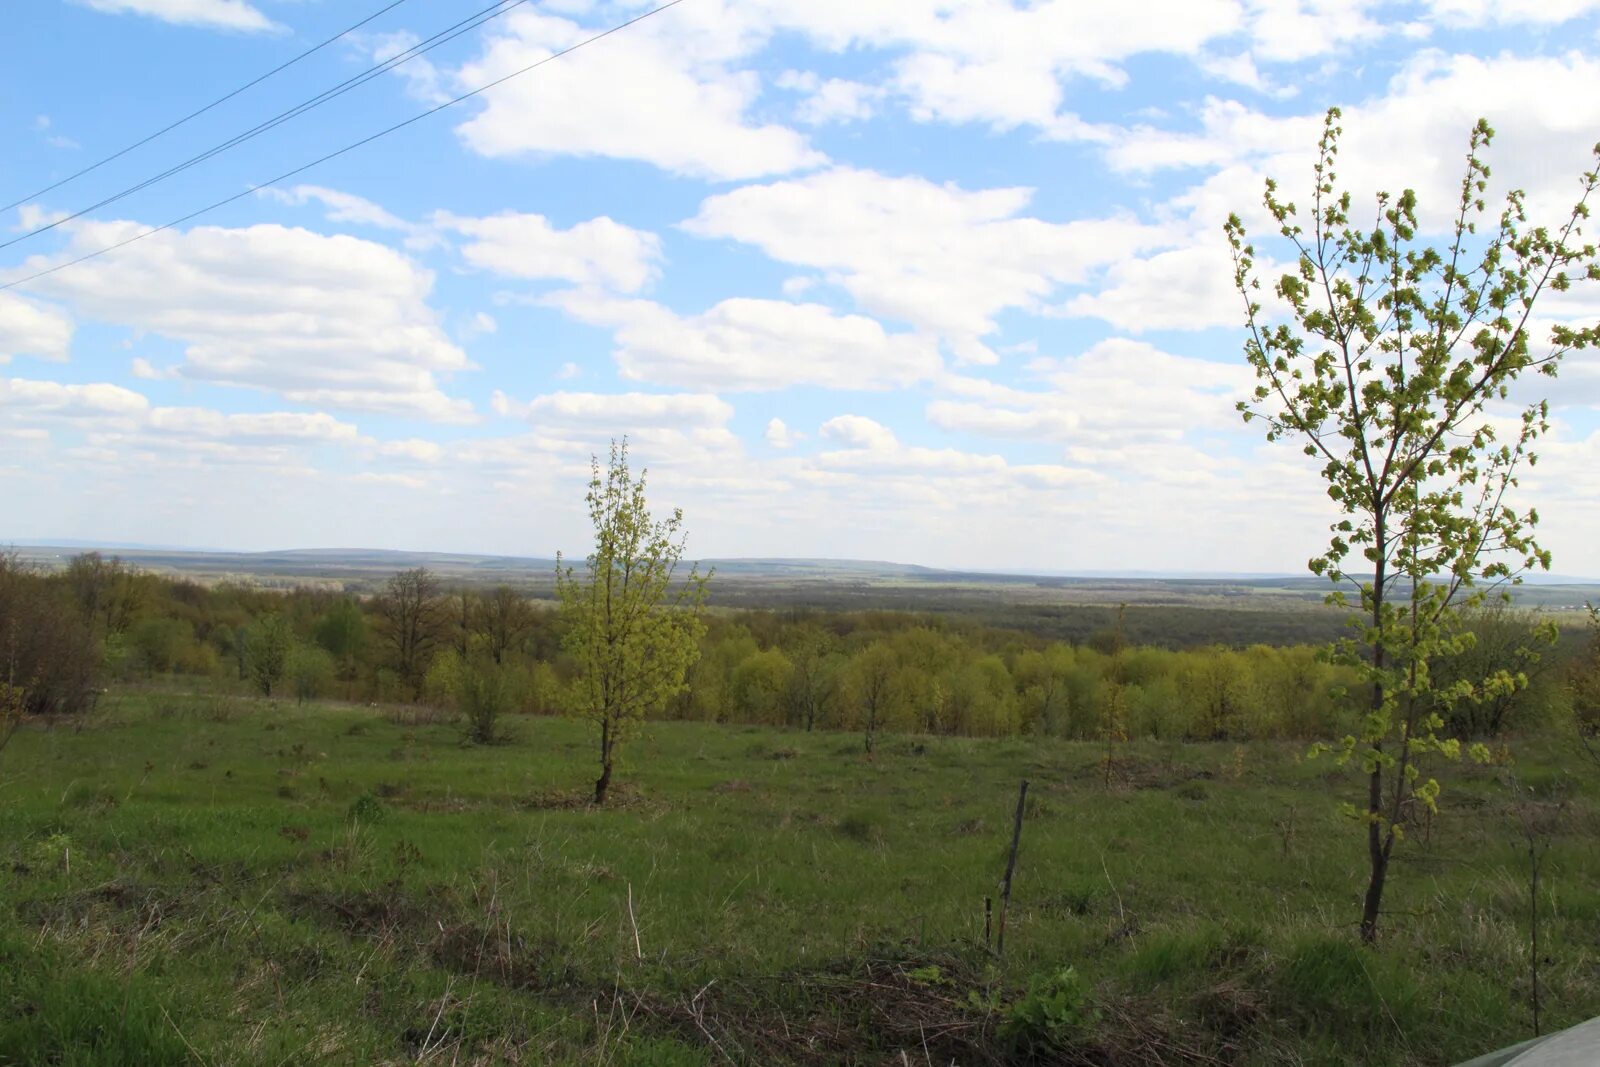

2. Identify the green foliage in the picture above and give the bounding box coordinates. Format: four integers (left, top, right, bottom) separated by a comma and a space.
0, 937, 188, 1067
346, 792, 386, 824
453, 649, 514, 745
842, 640, 899, 755
313, 598, 366, 672
730, 647, 793, 722
0, 553, 99, 717
1568, 605, 1600, 745
1001, 966, 1096, 1051
286, 643, 335, 704
1, 693, 1597, 1063
557, 439, 710, 802
1229, 108, 1600, 941
242, 613, 293, 697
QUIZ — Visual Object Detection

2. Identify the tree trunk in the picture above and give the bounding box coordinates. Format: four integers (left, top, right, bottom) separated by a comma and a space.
1360, 779, 1387, 944
1361, 524, 1388, 945
595, 719, 613, 805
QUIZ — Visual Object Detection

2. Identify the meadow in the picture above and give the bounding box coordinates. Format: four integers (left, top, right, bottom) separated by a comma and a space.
2, 687, 1596, 1066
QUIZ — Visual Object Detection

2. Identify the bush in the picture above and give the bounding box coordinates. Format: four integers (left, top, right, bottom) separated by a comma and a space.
455, 653, 513, 745
0, 554, 98, 717
1002, 966, 1097, 1051
286, 644, 335, 704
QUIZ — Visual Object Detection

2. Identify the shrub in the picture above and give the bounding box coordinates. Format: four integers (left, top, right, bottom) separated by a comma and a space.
286, 644, 335, 704
455, 653, 513, 745
1002, 966, 1097, 1051
0, 554, 97, 717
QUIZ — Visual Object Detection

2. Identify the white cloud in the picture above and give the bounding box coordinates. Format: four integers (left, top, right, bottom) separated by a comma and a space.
820, 414, 898, 451
812, 414, 1098, 495
461, 311, 498, 340
765, 417, 802, 448
452, 7, 823, 180
370, 438, 443, 464
1244, 0, 1388, 63
1063, 244, 1246, 332
776, 71, 885, 124
546, 290, 943, 391
363, 31, 450, 105
436, 211, 662, 292
352, 471, 427, 489
927, 339, 1253, 447
758, 1, 1242, 130
0, 376, 149, 419
145, 407, 360, 444
493, 390, 734, 432
261, 186, 413, 234
0, 294, 73, 363
73, 0, 277, 32
1423, 0, 1600, 25
1096, 53, 1600, 226
22, 220, 473, 422
685, 167, 1168, 362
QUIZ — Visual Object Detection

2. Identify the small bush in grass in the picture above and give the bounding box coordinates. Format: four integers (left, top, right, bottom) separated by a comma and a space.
835, 811, 881, 844
1002, 966, 1097, 1052
347, 792, 386, 824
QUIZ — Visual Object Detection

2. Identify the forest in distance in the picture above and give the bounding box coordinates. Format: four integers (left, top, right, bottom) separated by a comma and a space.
2, 548, 1593, 748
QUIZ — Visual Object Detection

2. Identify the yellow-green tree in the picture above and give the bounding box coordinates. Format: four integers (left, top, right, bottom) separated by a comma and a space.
558, 440, 710, 804
1229, 109, 1600, 943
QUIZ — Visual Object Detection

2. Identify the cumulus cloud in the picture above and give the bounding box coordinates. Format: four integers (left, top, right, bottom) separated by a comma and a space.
776, 71, 885, 124
0, 376, 149, 419
764, 417, 802, 448
927, 339, 1253, 447
685, 167, 1168, 362
261, 186, 418, 236
545, 290, 943, 391
0, 294, 73, 363
451, 7, 823, 180
493, 390, 733, 431
73, 0, 278, 32
811, 414, 1098, 497
1062, 245, 1247, 332
21, 220, 473, 422
437, 211, 662, 292
1096, 52, 1600, 226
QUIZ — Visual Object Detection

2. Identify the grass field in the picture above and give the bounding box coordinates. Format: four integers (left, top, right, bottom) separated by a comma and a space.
1, 689, 1596, 1065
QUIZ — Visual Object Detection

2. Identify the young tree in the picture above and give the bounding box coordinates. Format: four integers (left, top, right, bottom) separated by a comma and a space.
244, 614, 293, 697
476, 585, 536, 665
1571, 606, 1600, 767
1228, 110, 1600, 943
373, 568, 447, 699
846, 641, 898, 758
313, 598, 367, 682
557, 440, 710, 804
286, 643, 335, 704
784, 625, 841, 732
454, 649, 513, 745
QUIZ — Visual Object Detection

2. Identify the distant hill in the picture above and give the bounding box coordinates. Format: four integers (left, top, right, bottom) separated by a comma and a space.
8, 543, 1596, 616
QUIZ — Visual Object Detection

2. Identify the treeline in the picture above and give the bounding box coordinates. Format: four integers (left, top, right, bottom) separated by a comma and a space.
0, 553, 1581, 742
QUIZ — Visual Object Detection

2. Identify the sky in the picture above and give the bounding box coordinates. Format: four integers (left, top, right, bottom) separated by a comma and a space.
2, 0, 1599, 574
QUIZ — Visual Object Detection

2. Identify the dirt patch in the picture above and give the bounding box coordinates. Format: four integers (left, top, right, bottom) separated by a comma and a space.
284, 886, 427, 939
629, 954, 1004, 1066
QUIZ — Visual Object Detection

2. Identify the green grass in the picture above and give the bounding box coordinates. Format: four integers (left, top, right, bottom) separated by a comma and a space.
0, 688, 1596, 1064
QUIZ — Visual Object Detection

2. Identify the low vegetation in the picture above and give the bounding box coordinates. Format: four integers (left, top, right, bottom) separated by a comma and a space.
1, 690, 1597, 1065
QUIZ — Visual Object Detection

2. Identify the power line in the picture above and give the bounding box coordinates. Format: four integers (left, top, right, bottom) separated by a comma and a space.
1, 0, 413, 215
1, 0, 530, 253
0, 0, 687, 294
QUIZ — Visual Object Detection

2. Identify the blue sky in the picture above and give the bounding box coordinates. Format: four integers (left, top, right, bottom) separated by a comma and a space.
2, 0, 1599, 573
